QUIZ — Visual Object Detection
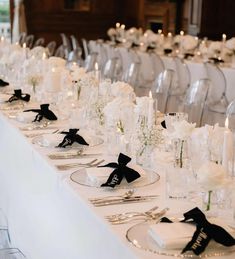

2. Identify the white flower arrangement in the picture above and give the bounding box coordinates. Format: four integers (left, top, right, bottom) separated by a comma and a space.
197, 161, 228, 211
181, 35, 198, 51
27, 74, 43, 93
166, 120, 196, 140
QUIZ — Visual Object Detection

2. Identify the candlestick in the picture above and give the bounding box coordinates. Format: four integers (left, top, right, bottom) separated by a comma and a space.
158, 29, 162, 34
180, 31, 184, 36
148, 91, 154, 129
22, 42, 27, 59
46, 67, 61, 92
222, 33, 227, 43
222, 117, 234, 175
116, 22, 120, 28
94, 62, 100, 81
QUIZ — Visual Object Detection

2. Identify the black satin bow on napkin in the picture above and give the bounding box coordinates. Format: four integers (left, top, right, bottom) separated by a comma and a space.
98, 153, 141, 188
24, 103, 57, 122
0, 78, 9, 87
7, 89, 30, 103
57, 128, 89, 148
160, 207, 235, 255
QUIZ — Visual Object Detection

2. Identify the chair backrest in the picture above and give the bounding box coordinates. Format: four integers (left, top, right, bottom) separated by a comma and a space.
33, 37, 45, 47
18, 32, 26, 45
122, 61, 140, 90
149, 52, 165, 80
82, 38, 89, 60
226, 99, 235, 131
84, 52, 98, 72
0, 248, 26, 258
204, 62, 227, 105
173, 57, 191, 95
46, 41, 57, 56
152, 69, 175, 113
25, 34, 35, 49
102, 57, 118, 80
184, 79, 210, 126
54, 44, 66, 58
70, 35, 80, 50
60, 33, 72, 58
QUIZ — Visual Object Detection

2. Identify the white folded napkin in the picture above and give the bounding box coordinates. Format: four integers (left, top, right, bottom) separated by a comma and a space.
41, 134, 63, 147
86, 164, 146, 185
149, 222, 195, 249
149, 218, 235, 250
0, 93, 9, 103
16, 111, 36, 123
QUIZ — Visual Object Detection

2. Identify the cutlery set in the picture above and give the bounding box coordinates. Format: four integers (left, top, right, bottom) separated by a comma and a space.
105, 207, 169, 225
90, 194, 159, 207
56, 159, 105, 170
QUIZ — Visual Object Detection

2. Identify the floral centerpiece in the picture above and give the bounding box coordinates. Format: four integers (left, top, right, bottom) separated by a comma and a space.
197, 161, 228, 211
164, 120, 196, 168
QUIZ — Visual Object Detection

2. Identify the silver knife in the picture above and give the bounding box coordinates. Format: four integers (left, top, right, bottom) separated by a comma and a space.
91, 195, 159, 204
91, 197, 158, 207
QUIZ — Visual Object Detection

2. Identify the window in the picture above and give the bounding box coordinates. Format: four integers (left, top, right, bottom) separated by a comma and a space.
0, 0, 10, 39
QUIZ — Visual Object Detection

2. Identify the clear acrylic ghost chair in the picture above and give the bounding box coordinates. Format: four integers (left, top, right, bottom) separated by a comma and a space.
18, 32, 26, 45
122, 61, 140, 91
173, 57, 191, 95
46, 41, 56, 56
54, 44, 66, 58
102, 57, 121, 81
0, 209, 10, 249
0, 248, 26, 259
226, 99, 235, 131
82, 38, 89, 60
203, 62, 229, 125
162, 57, 191, 112
33, 38, 45, 47
84, 52, 98, 72
183, 79, 210, 126
149, 52, 165, 80
152, 69, 175, 113
25, 35, 35, 49
60, 33, 72, 59
70, 35, 80, 50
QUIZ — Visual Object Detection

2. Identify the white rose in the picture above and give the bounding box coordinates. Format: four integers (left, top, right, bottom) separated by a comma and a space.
169, 120, 196, 140
48, 57, 66, 68
197, 161, 228, 191
111, 81, 135, 100
182, 35, 198, 51
208, 41, 222, 56
225, 37, 235, 51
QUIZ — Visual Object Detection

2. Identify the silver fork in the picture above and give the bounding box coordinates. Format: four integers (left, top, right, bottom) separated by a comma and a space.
56, 159, 105, 170
106, 205, 159, 222
109, 208, 169, 225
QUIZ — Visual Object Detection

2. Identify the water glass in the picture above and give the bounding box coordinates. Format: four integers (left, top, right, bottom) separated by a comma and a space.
164, 112, 188, 132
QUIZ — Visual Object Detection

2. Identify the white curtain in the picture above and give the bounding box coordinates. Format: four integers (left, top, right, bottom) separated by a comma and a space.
12, 0, 27, 43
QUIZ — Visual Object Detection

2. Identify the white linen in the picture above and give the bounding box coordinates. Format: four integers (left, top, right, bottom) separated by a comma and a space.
0, 93, 9, 103
16, 111, 35, 123
0, 110, 234, 259
149, 222, 195, 249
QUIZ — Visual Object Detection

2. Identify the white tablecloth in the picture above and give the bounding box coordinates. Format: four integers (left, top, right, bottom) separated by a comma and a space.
0, 112, 234, 259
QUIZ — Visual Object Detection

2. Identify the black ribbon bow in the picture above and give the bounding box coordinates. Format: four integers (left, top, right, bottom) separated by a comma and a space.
0, 78, 9, 87
8, 89, 30, 103
57, 128, 89, 148
160, 207, 235, 255
24, 104, 57, 122
98, 153, 141, 188
161, 113, 176, 129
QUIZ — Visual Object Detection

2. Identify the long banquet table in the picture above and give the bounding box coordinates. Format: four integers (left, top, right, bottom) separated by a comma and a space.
0, 108, 235, 259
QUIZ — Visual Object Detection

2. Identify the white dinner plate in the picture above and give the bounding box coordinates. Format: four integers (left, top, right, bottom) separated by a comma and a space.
70, 166, 160, 189
126, 220, 235, 258
32, 133, 103, 149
